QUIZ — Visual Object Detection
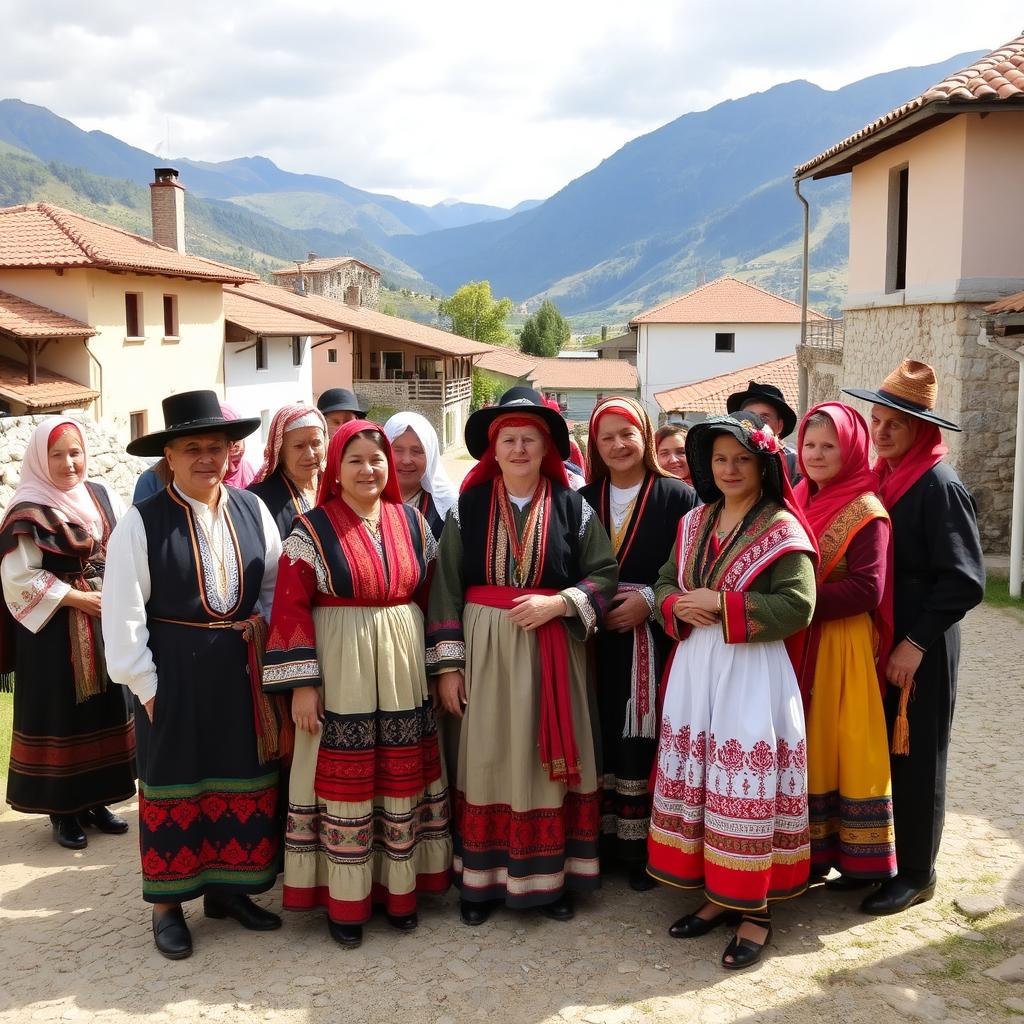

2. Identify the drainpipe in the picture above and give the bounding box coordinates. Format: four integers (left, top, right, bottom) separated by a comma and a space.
794, 177, 810, 416
84, 339, 104, 419
979, 321, 1024, 597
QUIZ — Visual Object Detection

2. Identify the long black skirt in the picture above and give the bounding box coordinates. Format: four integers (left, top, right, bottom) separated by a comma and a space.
5, 608, 135, 816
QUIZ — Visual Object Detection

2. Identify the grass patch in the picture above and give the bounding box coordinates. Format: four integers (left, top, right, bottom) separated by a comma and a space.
930, 957, 970, 980
984, 574, 1024, 614
0, 690, 12, 780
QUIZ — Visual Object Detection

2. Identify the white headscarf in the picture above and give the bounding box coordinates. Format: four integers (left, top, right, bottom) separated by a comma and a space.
383, 412, 458, 519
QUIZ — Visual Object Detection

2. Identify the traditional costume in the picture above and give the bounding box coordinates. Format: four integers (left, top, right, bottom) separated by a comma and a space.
247, 405, 327, 541
844, 361, 984, 913
793, 402, 897, 881
426, 388, 618, 914
579, 397, 697, 873
103, 392, 284, 914
648, 415, 817, 912
0, 418, 135, 840
262, 420, 451, 935
383, 411, 458, 541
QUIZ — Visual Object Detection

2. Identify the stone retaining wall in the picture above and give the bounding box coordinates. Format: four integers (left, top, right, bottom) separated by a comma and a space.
0, 414, 146, 514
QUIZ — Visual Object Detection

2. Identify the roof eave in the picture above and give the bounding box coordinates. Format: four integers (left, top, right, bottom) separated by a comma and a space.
795, 100, 1024, 181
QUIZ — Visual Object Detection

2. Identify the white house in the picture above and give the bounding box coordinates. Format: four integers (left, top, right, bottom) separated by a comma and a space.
630, 276, 826, 418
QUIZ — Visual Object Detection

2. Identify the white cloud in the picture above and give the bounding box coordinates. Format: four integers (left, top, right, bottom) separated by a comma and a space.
2, 0, 1020, 206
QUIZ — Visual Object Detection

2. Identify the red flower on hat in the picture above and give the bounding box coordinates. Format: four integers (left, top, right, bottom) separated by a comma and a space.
749, 426, 781, 453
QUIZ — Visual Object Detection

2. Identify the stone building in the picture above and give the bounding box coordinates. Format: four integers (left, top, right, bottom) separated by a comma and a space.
794, 35, 1024, 550
271, 256, 382, 311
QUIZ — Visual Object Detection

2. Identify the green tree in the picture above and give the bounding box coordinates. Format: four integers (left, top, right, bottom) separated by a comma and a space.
471, 369, 506, 411
438, 281, 513, 344
520, 300, 570, 357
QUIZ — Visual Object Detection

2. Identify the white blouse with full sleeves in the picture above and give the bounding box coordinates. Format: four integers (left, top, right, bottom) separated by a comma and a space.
101, 484, 282, 704
1, 481, 126, 635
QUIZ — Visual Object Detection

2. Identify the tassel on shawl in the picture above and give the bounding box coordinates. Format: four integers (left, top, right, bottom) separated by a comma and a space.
241, 615, 292, 765
891, 682, 913, 755
68, 576, 106, 704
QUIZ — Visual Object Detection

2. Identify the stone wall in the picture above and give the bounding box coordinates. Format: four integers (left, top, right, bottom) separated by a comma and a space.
352, 383, 470, 452
797, 344, 844, 407
805, 301, 1018, 551
305, 264, 381, 310
0, 414, 147, 515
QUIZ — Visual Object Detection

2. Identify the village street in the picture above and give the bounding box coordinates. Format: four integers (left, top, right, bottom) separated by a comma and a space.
0, 603, 1021, 1024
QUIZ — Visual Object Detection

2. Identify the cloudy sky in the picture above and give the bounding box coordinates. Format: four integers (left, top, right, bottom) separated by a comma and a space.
5, 1, 1021, 207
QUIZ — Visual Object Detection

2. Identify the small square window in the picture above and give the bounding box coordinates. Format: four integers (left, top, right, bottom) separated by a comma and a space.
292, 336, 305, 367
256, 337, 268, 370
125, 293, 142, 338
130, 410, 147, 440
162, 294, 178, 338
327, 348, 338, 364
714, 332, 735, 353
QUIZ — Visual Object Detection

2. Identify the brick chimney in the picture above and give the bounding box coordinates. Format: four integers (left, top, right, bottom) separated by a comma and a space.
150, 168, 185, 252
306, 252, 318, 263
344, 284, 362, 307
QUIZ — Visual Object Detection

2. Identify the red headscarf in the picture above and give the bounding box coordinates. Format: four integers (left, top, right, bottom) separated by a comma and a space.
316, 418, 403, 507
219, 402, 256, 489
873, 419, 947, 510
586, 395, 666, 483
460, 412, 570, 492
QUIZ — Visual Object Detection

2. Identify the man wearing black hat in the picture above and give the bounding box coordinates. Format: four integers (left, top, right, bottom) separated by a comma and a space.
102, 390, 286, 959
316, 387, 367, 439
726, 381, 801, 483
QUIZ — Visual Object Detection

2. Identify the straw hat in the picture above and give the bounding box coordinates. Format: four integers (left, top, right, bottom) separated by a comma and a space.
842, 359, 961, 431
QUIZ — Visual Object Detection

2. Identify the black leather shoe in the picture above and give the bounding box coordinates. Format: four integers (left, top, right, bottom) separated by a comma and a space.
860, 873, 936, 916
722, 914, 772, 970
628, 864, 657, 892
386, 911, 418, 931
50, 814, 87, 850
825, 874, 880, 892
327, 920, 363, 948
669, 905, 740, 939
540, 894, 575, 921
80, 806, 129, 834
460, 900, 494, 926
203, 893, 282, 931
152, 906, 192, 960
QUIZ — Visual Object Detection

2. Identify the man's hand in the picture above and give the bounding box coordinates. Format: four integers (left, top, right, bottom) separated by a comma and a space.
603, 591, 650, 633
437, 671, 467, 718
886, 640, 924, 689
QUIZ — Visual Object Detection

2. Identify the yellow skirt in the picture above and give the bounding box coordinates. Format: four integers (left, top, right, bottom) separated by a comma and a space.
806, 612, 896, 878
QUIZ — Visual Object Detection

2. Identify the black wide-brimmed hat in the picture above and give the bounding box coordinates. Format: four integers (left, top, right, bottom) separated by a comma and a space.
127, 390, 261, 457
317, 387, 367, 417
685, 413, 786, 504
464, 386, 570, 459
726, 381, 797, 438
842, 358, 961, 431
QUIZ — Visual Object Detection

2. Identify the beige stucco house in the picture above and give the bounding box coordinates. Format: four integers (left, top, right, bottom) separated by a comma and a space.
794, 34, 1024, 549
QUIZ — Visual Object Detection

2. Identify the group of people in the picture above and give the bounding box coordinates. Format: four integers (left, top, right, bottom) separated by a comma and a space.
0, 359, 985, 972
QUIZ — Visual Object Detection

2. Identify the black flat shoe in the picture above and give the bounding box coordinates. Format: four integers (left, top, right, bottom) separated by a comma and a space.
50, 814, 87, 850
860, 873, 936, 916
825, 874, 880, 892
540, 894, 575, 922
80, 806, 129, 834
628, 865, 657, 892
152, 906, 192, 960
721, 914, 772, 970
386, 912, 418, 931
460, 900, 494, 926
327, 920, 363, 948
203, 893, 282, 931
669, 904, 740, 939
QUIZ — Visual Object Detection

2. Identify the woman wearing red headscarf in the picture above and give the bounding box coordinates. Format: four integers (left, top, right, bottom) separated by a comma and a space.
426, 387, 618, 926
794, 402, 897, 890
262, 421, 451, 949
0, 418, 135, 849
579, 397, 697, 889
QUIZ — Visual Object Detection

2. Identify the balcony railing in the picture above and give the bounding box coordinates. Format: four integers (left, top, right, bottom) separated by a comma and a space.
802, 317, 844, 351
353, 376, 472, 404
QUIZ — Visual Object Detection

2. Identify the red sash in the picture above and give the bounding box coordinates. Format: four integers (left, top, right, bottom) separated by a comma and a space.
465, 584, 581, 787
314, 594, 409, 608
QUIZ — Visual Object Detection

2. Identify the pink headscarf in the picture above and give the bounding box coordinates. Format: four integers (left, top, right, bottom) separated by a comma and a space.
4, 417, 102, 536
254, 404, 328, 484
219, 402, 256, 488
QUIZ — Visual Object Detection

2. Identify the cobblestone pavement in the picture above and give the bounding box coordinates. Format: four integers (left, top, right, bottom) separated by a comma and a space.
1, 606, 1021, 1024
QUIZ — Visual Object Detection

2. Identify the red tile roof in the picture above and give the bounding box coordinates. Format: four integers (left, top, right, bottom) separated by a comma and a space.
271, 256, 381, 277
229, 281, 493, 358
528, 356, 638, 391
475, 347, 539, 379
630, 277, 826, 326
223, 289, 335, 336
796, 34, 1024, 180
0, 290, 95, 339
985, 290, 1024, 314
654, 354, 798, 414
0, 203, 257, 283
0, 355, 98, 409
